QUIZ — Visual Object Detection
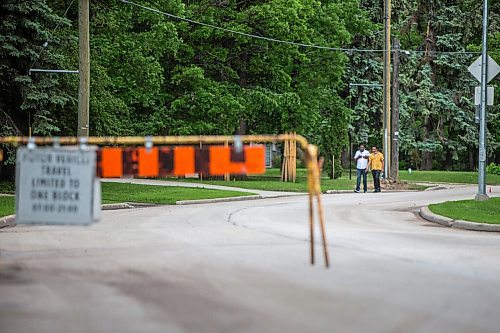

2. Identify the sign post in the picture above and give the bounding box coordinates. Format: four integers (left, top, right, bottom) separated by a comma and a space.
16, 146, 100, 225
467, 0, 499, 201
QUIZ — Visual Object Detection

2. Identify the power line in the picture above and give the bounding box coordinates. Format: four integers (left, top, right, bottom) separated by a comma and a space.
119, 0, 481, 56
30, 0, 77, 70
119, 0, 383, 53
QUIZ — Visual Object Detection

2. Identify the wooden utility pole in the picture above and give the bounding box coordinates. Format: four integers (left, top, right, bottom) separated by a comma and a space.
78, 0, 90, 137
383, 0, 391, 178
390, 38, 400, 180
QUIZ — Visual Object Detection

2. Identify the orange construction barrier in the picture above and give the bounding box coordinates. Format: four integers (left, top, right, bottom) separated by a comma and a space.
96, 145, 266, 178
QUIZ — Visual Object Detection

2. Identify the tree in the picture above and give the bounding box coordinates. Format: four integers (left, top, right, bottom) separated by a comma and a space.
0, 0, 74, 138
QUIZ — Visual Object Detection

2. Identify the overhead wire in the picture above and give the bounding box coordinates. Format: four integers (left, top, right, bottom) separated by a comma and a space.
30, 0, 77, 70
119, 0, 481, 56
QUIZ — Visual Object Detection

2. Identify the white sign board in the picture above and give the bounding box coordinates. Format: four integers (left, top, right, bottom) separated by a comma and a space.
468, 55, 500, 83
474, 86, 495, 106
15, 147, 100, 225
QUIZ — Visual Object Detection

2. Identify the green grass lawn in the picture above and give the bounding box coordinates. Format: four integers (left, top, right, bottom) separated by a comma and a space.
0, 196, 15, 217
429, 197, 500, 224
171, 168, 354, 192
181, 177, 356, 192
101, 182, 252, 204
400, 170, 500, 185
0, 182, 253, 218
167, 167, 499, 192
169, 168, 426, 192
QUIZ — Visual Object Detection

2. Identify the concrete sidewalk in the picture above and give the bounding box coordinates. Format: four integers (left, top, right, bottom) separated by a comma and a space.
101, 178, 306, 198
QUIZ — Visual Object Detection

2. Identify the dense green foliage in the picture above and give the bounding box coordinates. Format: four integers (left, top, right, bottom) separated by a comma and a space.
348, 0, 500, 170
0, 0, 499, 173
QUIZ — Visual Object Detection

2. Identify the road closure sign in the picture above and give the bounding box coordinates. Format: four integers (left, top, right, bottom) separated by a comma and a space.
16, 146, 101, 225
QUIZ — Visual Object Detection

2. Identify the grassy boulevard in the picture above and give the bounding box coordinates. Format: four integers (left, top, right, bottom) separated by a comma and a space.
0, 182, 253, 218
169, 168, 500, 192
170, 168, 389, 192
429, 198, 500, 224
101, 182, 252, 204
399, 170, 500, 185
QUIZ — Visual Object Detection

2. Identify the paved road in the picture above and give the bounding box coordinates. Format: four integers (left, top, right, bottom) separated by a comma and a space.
1, 186, 499, 333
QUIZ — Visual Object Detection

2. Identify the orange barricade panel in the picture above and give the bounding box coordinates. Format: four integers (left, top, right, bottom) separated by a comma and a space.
100, 148, 123, 178
209, 146, 230, 175
173, 146, 195, 175
245, 146, 266, 174
138, 147, 159, 178
98, 145, 265, 178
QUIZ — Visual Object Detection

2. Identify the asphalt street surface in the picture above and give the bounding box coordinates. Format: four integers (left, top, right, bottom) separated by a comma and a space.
1, 186, 499, 333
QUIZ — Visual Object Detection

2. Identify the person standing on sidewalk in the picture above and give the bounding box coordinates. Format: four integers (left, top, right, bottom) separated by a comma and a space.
353, 144, 370, 193
368, 146, 384, 192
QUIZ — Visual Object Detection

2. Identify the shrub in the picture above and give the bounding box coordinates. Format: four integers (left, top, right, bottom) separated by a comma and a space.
486, 163, 500, 175
271, 155, 282, 168
324, 157, 343, 179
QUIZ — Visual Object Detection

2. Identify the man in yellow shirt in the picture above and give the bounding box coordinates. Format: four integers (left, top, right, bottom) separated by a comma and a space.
367, 146, 384, 192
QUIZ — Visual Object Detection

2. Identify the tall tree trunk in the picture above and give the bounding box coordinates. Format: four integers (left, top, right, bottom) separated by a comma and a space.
444, 150, 453, 170
421, 152, 433, 170
236, 119, 247, 135
341, 149, 350, 169
469, 149, 476, 171
236, 53, 248, 135
420, 17, 436, 172
421, 116, 433, 170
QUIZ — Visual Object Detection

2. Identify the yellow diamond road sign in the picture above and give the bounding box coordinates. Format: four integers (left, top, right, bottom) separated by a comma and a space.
468, 55, 500, 84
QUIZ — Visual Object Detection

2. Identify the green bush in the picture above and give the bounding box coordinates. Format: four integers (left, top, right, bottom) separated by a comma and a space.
324, 157, 343, 179
0, 181, 15, 193
296, 158, 306, 169
271, 155, 282, 168
486, 163, 500, 175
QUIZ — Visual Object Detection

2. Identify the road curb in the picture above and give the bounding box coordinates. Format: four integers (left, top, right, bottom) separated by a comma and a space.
102, 203, 136, 210
325, 190, 352, 194
176, 194, 262, 205
325, 189, 421, 194
0, 215, 16, 228
419, 206, 453, 227
424, 185, 449, 191
419, 206, 500, 232
451, 220, 500, 232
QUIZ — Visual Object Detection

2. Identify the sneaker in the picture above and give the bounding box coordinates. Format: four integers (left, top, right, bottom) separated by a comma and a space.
354, 190, 360, 193
364, 190, 367, 193
372, 190, 378, 193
